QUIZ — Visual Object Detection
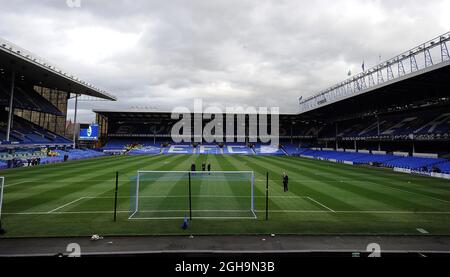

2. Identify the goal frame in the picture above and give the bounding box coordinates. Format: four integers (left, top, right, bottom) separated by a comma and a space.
0, 177, 4, 218
0, 177, 4, 233
129, 171, 256, 220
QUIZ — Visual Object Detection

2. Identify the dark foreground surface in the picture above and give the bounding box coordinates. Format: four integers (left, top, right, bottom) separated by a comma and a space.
1, 235, 450, 257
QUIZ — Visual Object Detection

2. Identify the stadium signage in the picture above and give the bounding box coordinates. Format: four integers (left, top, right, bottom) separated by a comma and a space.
175, 261, 209, 274
170, 99, 279, 151
394, 167, 450, 180
79, 124, 99, 141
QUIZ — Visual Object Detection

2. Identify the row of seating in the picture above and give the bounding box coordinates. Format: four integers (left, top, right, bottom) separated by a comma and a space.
435, 162, 450, 174
0, 113, 71, 146
0, 83, 63, 116
0, 148, 105, 168
101, 139, 450, 174
103, 139, 289, 156
299, 148, 449, 173
320, 110, 450, 139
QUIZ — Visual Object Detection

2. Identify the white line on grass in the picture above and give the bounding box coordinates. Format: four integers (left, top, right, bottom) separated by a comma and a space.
5, 211, 118, 215
47, 197, 86, 213
84, 195, 307, 199
5, 210, 450, 215
370, 182, 450, 205
6, 210, 450, 215
6, 210, 259, 215
137, 209, 251, 212
305, 197, 336, 212
130, 216, 256, 220
4, 181, 31, 188
267, 210, 450, 214
416, 228, 429, 234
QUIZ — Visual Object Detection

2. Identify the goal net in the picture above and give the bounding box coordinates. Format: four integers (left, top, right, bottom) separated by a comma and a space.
129, 171, 256, 220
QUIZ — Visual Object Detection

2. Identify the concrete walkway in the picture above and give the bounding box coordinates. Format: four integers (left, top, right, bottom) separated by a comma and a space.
1, 235, 450, 257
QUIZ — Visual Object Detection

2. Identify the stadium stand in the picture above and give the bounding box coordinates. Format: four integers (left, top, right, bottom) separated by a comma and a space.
0, 148, 106, 168
93, 111, 450, 174
1, 112, 71, 146
0, 83, 63, 116
162, 145, 195, 155
254, 144, 285, 156
196, 145, 222, 155
382, 156, 446, 170
434, 161, 450, 174
297, 148, 449, 172
102, 138, 166, 150
128, 146, 162, 155
319, 108, 450, 141
222, 144, 254, 155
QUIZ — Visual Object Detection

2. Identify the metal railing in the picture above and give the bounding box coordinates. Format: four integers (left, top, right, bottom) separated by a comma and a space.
299, 31, 450, 114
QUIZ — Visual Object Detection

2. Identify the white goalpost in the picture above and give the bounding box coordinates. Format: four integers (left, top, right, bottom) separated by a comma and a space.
0, 177, 5, 234
129, 171, 256, 220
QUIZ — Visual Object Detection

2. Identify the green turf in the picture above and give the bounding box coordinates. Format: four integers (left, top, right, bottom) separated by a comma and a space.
1, 154, 450, 237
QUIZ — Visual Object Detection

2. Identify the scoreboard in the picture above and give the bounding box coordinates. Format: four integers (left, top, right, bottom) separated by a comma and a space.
79, 124, 99, 141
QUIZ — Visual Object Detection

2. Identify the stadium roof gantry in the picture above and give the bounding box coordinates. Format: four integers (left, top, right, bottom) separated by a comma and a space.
298, 31, 450, 122
298, 61, 450, 122
0, 37, 116, 101
93, 109, 300, 122
0, 36, 116, 144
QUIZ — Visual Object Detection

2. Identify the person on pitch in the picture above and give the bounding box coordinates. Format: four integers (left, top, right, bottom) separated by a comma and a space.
282, 172, 289, 192
191, 163, 196, 172
207, 163, 211, 174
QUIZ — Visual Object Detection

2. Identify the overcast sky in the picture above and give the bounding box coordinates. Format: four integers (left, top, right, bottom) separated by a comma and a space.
0, 0, 449, 122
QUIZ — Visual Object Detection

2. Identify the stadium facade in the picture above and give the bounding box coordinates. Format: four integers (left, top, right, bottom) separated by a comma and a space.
0, 37, 115, 168
1, 31, 449, 174
0, 37, 115, 146
94, 31, 450, 176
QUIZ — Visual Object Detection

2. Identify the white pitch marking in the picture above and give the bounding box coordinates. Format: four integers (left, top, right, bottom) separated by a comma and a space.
306, 197, 336, 212
416, 228, 429, 234
130, 216, 256, 220
4, 181, 31, 188
370, 183, 450, 205
84, 195, 306, 199
137, 209, 251, 212
47, 197, 86, 213
5, 210, 450, 215
268, 210, 450, 214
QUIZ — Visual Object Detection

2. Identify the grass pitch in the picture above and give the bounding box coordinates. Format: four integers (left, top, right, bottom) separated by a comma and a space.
1, 154, 450, 237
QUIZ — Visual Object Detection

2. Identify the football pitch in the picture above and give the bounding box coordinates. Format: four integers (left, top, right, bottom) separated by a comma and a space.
1, 154, 450, 237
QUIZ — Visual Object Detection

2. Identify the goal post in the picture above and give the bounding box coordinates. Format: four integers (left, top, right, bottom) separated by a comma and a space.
0, 177, 5, 234
129, 171, 256, 220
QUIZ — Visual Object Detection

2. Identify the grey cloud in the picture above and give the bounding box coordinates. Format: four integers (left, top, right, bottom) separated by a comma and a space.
0, 0, 449, 122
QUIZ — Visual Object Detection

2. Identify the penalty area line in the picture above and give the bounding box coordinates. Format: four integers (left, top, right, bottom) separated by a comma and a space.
84, 195, 307, 199
47, 197, 86, 213
4, 181, 32, 188
306, 196, 336, 212
129, 216, 257, 220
